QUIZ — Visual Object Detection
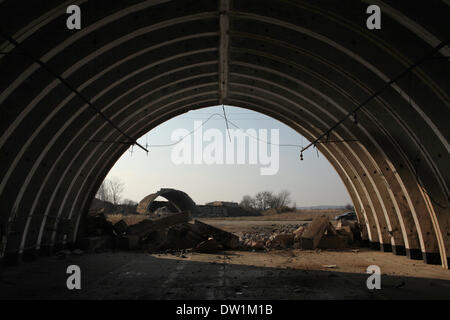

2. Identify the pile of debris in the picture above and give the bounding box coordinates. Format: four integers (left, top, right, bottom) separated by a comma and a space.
80, 211, 240, 254
240, 223, 307, 249
79, 211, 361, 254
241, 224, 307, 243
241, 215, 361, 251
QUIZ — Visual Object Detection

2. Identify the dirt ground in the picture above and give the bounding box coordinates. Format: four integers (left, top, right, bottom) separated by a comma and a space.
105, 209, 345, 226
199, 218, 311, 236
1, 249, 449, 300
197, 210, 344, 233
1, 217, 449, 300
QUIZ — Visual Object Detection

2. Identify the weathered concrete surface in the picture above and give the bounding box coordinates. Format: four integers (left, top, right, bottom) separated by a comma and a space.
318, 235, 348, 250
158, 223, 206, 250
127, 212, 191, 238
299, 216, 333, 249
0, 250, 449, 300
195, 220, 239, 249
195, 237, 219, 253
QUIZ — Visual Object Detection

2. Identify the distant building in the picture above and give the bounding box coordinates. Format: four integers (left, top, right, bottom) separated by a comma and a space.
205, 201, 239, 207
196, 201, 258, 218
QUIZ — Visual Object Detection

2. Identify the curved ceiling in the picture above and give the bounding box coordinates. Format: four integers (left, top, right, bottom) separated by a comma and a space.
0, 0, 448, 269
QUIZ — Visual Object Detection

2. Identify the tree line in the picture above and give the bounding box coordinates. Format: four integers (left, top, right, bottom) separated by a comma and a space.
239, 190, 294, 212
96, 177, 136, 206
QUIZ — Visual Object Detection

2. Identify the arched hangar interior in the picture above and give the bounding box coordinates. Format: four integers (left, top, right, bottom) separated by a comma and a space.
0, 0, 448, 268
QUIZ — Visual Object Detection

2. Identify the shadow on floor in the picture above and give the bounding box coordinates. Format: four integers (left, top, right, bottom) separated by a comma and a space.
0, 251, 449, 300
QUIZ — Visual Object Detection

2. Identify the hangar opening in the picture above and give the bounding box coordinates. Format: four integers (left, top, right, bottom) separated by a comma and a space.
85, 105, 357, 254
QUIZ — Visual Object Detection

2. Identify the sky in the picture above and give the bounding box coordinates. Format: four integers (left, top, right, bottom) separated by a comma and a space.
105, 105, 352, 207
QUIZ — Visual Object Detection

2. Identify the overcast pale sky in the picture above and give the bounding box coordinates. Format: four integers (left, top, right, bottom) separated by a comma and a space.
105, 106, 352, 207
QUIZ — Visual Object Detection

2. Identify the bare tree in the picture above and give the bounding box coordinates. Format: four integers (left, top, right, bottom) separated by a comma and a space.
277, 190, 291, 208
96, 180, 111, 202
241, 190, 292, 212
108, 177, 124, 205
255, 191, 274, 210
240, 195, 256, 210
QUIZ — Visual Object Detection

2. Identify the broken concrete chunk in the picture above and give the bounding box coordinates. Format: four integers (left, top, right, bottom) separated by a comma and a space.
338, 220, 362, 240
127, 211, 190, 238
194, 220, 239, 249
141, 229, 168, 251
249, 240, 266, 250
326, 223, 337, 236
195, 237, 218, 253
162, 223, 205, 250
293, 226, 305, 240
336, 225, 354, 243
126, 219, 155, 237
267, 234, 294, 249
318, 234, 348, 250
113, 219, 128, 236
85, 212, 114, 236
299, 215, 332, 249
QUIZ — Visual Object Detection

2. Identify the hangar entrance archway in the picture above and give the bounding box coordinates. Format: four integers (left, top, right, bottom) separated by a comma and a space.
0, 0, 448, 269
95, 105, 356, 251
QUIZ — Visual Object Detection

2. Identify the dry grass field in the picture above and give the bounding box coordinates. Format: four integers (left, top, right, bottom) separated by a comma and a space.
204, 209, 347, 221
106, 209, 347, 227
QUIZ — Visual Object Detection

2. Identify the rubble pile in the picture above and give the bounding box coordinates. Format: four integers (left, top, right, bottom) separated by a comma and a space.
240, 223, 307, 249
240, 216, 361, 251
241, 223, 306, 242
80, 211, 239, 254
85, 208, 114, 237
78, 212, 362, 255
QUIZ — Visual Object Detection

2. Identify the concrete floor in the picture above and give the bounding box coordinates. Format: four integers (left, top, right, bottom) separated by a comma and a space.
1, 249, 449, 300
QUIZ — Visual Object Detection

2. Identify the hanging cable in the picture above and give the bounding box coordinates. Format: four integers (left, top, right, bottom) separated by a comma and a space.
222, 104, 232, 142
144, 112, 360, 149
300, 136, 304, 160
146, 113, 222, 147
145, 112, 303, 148
145, 133, 149, 157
